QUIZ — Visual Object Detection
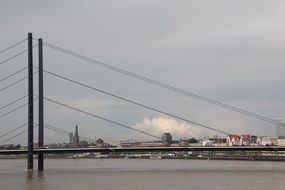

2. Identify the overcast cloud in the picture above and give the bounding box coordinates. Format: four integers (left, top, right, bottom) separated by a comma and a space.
0, 0, 285, 145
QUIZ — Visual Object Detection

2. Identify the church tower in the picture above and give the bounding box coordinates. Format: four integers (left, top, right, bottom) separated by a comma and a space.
74, 125, 80, 148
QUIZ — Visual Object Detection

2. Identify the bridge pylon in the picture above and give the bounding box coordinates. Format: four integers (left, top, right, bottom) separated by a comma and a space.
38, 38, 44, 171
27, 33, 34, 170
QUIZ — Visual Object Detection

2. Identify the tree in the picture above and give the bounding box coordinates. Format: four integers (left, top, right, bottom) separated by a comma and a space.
14, 144, 21, 149
188, 138, 198, 143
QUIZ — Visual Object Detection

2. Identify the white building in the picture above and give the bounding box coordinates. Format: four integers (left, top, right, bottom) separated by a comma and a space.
277, 138, 285, 146
226, 135, 240, 146
202, 138, 214, 146
257, 137, 277, 146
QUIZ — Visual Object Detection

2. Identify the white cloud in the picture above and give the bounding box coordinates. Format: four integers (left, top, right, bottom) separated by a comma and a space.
132, 117, 204, 139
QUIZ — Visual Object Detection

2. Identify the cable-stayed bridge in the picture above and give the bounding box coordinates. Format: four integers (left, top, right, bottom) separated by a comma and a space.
0, 33, 284, 170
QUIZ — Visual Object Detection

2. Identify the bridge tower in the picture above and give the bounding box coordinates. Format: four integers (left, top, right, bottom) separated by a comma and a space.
27, 33, 34, 170
38, 38, 44, 171
26, 33, 44, 171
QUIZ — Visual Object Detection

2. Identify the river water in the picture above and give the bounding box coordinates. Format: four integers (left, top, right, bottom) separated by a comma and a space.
0, 159, 284, 190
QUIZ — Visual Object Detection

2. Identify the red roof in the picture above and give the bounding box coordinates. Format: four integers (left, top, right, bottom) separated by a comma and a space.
241, 134, 250, 141
227, 134, 240, 141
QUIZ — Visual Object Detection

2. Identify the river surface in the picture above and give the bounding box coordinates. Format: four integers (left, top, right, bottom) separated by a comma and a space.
0, 159, 284, 190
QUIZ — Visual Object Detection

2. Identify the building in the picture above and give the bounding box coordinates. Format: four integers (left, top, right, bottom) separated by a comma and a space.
69, 133, 74, 145
202, 137, 213, 146
74, 125, 80, 148
120, 140, 141, 147
250, 135, 258, 146
213, 138, 227, 147
95, 138, 104, 148
226, 134, 240, 146
161, 133, 172, 145
257, 137, 277, 146
202, 137, 226, 147
79, 140, 88, 148
179, 139, 189, 147
240, 134, 250, 146
277, 138, 285, 146
120, 140, 165, 147
276, 118, 285, 138
139, 141, 164, 147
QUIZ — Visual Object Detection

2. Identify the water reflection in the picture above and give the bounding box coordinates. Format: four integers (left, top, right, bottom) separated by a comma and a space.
26, 170, 34, 181
38, 171, 44, 178
25, 170, 47, 190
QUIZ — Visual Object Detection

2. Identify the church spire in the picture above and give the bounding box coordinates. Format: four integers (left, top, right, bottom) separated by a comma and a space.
74, 124, 80, 148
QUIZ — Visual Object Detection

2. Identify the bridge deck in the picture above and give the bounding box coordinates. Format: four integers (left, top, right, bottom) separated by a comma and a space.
1, 146, 285, 155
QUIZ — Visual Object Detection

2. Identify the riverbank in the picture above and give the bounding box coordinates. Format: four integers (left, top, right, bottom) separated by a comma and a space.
1, 153, 285, 161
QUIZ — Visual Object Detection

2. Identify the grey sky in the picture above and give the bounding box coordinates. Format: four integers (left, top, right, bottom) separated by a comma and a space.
0, 1, 285, 145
